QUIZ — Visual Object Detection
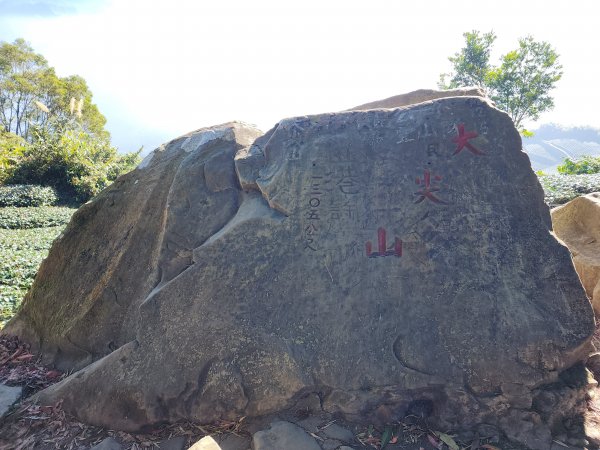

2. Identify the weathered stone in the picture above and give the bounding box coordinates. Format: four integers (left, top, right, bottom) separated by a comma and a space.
158, 436, 186, 450
2, 122, 263, 372
2, 95, 595, 449
188, 436, 219, 450
551, 192, 600, 315
348, 87, 486, 110
89, 437, 123, 450
252, 421, 321, 450
587, 352, 600, 379
319, 423, 354, 442
321, 439, 342, 450
0, 384, 21, 417
211, 434, 251, 450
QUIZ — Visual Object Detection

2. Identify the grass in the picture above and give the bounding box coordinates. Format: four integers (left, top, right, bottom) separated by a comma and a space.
538, 173, 600, 206
0, 226, 65, 326
0, 206, 75, 229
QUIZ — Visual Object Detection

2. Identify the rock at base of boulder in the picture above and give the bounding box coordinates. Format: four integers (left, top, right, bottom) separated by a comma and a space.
0, 384, 21, 417
319, 423, 354, 442
158, 436, 187, 450
252, 421, 322, 450
89, 437, 123, 450
188, 434, 250, 450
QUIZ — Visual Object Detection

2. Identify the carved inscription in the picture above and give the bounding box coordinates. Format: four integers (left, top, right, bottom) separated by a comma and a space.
303, 175, 323, 251
452, 123, 483, 156
414, 170, 446, 204
365, 227, 402, 258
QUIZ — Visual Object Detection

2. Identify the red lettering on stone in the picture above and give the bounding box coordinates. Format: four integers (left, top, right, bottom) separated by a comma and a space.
365, 227, 402, 258
378, 227, 387, 254
414, 169, 446, 204
452, 123, 483, 155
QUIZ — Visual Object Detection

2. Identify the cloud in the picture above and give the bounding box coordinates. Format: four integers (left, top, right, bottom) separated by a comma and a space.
0, 0, 104, 17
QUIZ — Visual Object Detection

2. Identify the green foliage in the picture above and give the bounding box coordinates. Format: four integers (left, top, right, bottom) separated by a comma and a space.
537, 173, 600, 205
0, 131, 27, 183
557, 155, 600, 175
0, 206, 74, 229
7, 116, 141, 202
0, 184, 58, 207
0, 226, 63, 326
0, 39, 107, 141
440, 31, 563, 131
439, 31, 496, 89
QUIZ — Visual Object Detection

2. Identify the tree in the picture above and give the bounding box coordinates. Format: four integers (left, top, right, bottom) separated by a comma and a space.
0, 38, 107, 141
0, 39, 140, 202
439, 31, 563, 132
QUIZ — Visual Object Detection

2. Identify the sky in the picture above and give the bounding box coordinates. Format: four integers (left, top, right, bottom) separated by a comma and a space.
0, 0, 599, 154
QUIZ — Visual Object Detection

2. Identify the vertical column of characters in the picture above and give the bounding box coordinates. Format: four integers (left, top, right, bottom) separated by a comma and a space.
303, 175, 324, 251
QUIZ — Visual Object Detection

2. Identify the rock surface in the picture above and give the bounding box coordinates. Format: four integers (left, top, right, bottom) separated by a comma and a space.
252, 421, 321, 450
89, 437, 123, 450
2, 92, 595, 449
551, 192, 600, 314
349, 87, 485, 110
0, 384, 21, 417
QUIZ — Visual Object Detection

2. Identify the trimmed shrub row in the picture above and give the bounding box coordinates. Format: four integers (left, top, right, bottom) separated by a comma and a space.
0, 206, 75, 229
0, 184, 58, 207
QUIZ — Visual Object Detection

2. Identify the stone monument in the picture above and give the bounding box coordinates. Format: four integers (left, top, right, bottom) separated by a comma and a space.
3, 91, 595, 449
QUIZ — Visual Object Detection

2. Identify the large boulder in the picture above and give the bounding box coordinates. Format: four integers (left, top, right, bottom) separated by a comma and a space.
552, 192, 600, 314
2, 94, 595, 448
349, 87, 485, 110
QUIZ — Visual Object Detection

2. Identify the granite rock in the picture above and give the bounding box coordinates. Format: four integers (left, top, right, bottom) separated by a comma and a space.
2, 93, 594, 449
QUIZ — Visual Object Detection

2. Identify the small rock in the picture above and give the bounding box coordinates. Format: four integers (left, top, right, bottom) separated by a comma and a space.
566, 436, 589, 447
292, 393, 323, 418
476, 423, 500, 441
588, 352, 600, 376
188, 436, 220, 450
297, 415, 325, 433
0, 384, 21, 417
321, 438, 342, 450
253, 421, 321, 450
215, 434, 251, 450
320, 423, 354, 442
158, 436, 186, 450
89, 437, 123, 450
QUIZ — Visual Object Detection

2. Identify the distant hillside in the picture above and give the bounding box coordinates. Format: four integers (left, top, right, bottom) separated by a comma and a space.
523, 124, 600, 172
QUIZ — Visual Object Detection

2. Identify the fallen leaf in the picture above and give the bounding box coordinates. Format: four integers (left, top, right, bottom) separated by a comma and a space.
437, 432, 459, 450
428, 434, 441, 448
381, 426, 392, 448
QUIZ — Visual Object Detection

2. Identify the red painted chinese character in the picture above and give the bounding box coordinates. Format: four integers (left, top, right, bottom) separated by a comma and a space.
414, 170, 445, 204
365, 227, 402, 258
452, 123, 483, 155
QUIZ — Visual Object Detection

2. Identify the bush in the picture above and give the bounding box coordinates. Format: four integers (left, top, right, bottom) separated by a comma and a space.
0, 206, 75, 229
557, 155, 600, 175
6, 117, 141, 203
0, 131, 27, 183
0, 184, 58, 207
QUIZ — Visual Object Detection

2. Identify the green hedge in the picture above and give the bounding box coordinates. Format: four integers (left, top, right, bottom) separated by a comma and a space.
0, 184, 58, 207
557, 155, 600, 175
0, 206, 75, 229
0, 226, 63, 326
